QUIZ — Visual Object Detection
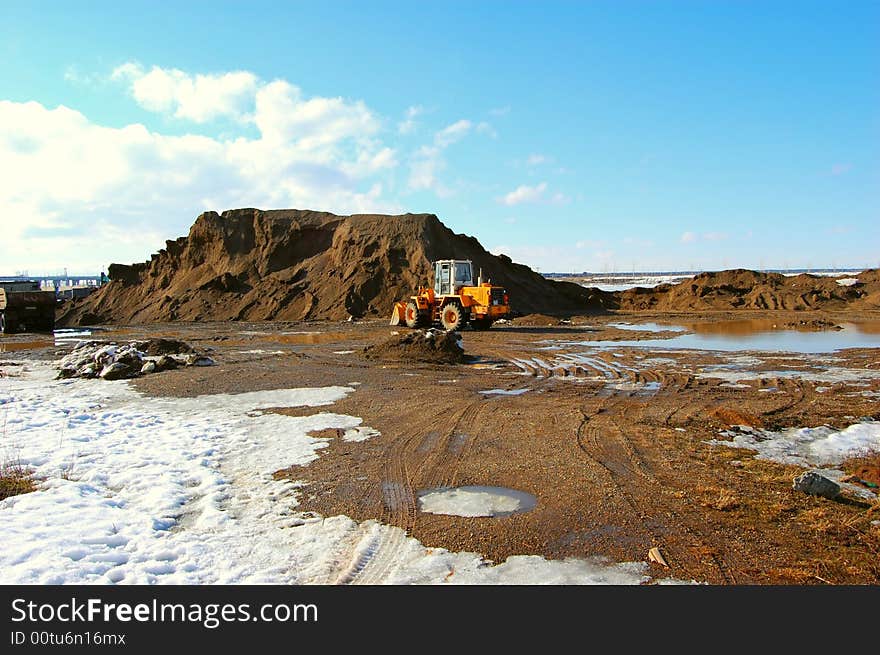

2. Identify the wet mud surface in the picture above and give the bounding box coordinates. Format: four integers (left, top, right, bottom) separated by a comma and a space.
4, 309, 879, 584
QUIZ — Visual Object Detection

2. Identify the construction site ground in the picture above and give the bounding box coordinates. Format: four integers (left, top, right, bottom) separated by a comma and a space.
6, 310, 879, 584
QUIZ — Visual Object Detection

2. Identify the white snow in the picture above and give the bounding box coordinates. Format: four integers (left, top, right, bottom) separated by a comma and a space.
479, 388, 530, 396
697, 367, 880, 384
1, 361, 669, 585
836, 278, 859, 286
708, 422, 880, 468
332, 350, 355, 355
342, 426, 381, 442
418, 486, 535, 517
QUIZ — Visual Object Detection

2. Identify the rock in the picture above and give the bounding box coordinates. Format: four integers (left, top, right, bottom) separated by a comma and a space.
140, 361, 157, 374
154, 355, 179, 371
185, 354, 215, 367
100, 362, 133, 380
793, 471, 841, 499
135, 338, 194, 356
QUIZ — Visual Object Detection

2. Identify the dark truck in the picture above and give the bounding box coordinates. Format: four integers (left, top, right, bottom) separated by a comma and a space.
0, 280, 56, 334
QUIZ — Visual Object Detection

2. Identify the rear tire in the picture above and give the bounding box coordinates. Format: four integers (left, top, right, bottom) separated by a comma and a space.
0, 314, 5, 334
440, 302, 464, 331
470, 318, 493, 331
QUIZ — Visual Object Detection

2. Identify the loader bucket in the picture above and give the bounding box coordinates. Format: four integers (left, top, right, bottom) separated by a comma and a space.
389, 301, 407, 326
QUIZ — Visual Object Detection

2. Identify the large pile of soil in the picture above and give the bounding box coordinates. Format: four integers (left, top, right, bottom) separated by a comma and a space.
607, 269, 880, 312
58, 209, 603, 326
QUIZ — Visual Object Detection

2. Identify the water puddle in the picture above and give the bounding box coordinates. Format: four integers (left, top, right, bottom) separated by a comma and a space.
553, 321, 880, 353
53, 328, 94, 347
417, 485, 537, 517
608, 322, 686, 333
270, 332, 349, 345
0, 338, 52, 352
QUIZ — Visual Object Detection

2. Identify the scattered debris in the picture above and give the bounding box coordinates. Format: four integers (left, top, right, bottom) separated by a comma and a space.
792, 471, 841, 499
56, 339, 212, 380
648, 546, 669, 567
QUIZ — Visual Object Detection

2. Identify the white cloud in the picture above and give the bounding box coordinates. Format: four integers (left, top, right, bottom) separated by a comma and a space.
0, 65, 401, 273
434, 119, 472, 147
830, 163, 852, 176
398, 105, 423, 134
681, 231, 728, 245
407, 119, 477, 194
489, 106, 510, 117
476, 121, 497, 138
113, 63, 258, 123
499, 182, 547, 206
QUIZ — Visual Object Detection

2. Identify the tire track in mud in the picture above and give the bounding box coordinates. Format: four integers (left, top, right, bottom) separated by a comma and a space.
574, 374, 740, 584
334, 400, 486, 584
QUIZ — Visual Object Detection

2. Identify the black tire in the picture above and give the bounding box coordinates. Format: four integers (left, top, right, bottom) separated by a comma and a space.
0, 314, 5, 334
404, 301, 422, 329
470, 317, 493, 331
440, 302, 464, 331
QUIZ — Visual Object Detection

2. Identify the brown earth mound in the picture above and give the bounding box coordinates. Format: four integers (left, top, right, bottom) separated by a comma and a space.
608, 269, 880, 312
363, 329, 465, 364
510, 313, 563, 326
57, 209, 604, 326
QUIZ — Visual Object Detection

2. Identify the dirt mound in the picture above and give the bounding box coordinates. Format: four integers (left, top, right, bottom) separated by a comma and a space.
608, 269, 880, 312
57, 209, 605, 326
510, 314, 563, 326
363, 329, 465, 364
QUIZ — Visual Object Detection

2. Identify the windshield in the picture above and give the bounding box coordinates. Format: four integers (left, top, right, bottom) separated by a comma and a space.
454, 262, 472, 283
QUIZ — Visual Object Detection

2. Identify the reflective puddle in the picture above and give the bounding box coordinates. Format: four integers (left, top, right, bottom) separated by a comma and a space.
608, 322, 686, 333
417, 485, 537, 517
556, 321, 880, 353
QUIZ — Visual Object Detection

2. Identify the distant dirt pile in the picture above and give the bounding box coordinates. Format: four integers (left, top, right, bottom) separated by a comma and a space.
608, 269, 880, 312
58, 209, 603, 326
363, 329, 465, 364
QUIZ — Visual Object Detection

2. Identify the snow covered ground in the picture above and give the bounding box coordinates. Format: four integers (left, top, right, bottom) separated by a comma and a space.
708, 422, 880, 500
1, 361, 665, 585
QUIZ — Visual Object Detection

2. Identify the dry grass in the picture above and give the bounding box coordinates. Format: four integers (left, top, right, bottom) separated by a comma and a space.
698, 485, 741, 511
0, 460, 36, 501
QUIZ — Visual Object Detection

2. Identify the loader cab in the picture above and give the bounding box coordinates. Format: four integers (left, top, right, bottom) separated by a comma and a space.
434, 260, 473, 296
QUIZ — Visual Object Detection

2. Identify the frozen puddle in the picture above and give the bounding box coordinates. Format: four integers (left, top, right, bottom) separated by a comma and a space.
479, 388, 530, 396
0, 361, 671, 585
417, 486, 537, 517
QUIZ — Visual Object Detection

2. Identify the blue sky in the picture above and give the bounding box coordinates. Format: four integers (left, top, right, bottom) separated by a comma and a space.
1, 1, 877, 275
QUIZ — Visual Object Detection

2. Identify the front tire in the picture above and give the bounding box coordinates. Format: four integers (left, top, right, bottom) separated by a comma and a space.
440, 302, 464, 331
404, 301, 420, 328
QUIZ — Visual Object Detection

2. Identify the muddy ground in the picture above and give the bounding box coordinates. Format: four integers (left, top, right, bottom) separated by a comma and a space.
4, 309, 880, 584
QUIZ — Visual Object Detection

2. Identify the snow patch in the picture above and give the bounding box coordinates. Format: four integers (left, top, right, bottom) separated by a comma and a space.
418, 486, 536, 517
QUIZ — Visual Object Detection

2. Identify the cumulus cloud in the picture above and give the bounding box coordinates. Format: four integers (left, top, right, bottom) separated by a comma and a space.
499, 182, 547, 206
112, 63, 258, 123
0, 64, 401, 273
